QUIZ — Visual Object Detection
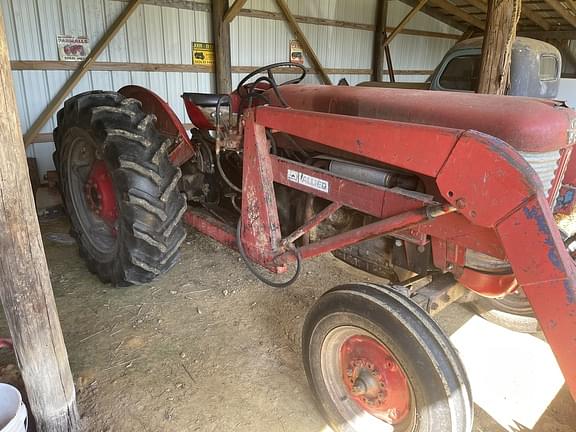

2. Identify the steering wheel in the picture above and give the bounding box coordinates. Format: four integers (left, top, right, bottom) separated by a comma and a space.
236, 62, 307, 103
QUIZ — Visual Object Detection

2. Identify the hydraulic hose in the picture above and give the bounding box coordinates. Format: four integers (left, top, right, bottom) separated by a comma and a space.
236, 219, 302, 288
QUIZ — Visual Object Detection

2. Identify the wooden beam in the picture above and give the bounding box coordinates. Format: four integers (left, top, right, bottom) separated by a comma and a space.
240, 8, 464, 39
114, 0, 209, 12
212, 0, 232, 93
11, 60, 213, 72
466, 0, 550, 30
223, 0, 248, 25
0, 7, 79, 432
11, 61, 433, 76
542, 0, 576, 27
274, 0, 332, 85
521, 4, 552, 30
243, 7, 462, 39
465, 0, 488, 12
429, 0, 485, 29
396, 0, 471, 31
372, 0, 388, 81
112, 1, 462, 40
391, 26, 461, 39
383, 0, 429, 48
458, 27, 476, 41
519, 29, 576, 39
566, 0, 576, 15
23, 0, 142, 147
478, 0, 522, 94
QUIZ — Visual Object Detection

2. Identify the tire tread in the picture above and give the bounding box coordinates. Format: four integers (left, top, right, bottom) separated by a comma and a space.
54, 90, 186, 285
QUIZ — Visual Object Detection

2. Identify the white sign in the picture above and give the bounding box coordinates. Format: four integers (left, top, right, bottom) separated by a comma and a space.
57, 35, 90, 61
287, 169, 329, 193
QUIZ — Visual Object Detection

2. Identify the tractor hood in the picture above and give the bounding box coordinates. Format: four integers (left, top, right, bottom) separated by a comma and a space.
269, 85, 575, 153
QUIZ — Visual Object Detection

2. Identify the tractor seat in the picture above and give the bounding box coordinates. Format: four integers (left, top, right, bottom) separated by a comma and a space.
182, 92, 229, 108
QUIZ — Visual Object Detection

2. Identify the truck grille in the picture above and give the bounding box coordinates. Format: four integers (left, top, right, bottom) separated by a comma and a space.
518, 150, 561, 199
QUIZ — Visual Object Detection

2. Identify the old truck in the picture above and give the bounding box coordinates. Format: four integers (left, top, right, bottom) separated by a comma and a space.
359, 36, 561, 98
53, 59, 576, 430
347, 37, 567, 332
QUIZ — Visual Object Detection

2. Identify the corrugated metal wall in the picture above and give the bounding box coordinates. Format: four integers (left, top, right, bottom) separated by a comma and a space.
1, 0, 459, 180
231, 0, 377, 87
387, 1, 459, 82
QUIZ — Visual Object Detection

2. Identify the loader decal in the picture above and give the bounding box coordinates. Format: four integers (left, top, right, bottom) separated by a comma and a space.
287, 169, 329, 193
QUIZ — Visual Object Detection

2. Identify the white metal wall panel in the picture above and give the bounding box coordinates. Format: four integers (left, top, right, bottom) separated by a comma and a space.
386, 1, 458, 82
388, 1, 460, 34
231, 0, 456, 85
2, 0, 459, 181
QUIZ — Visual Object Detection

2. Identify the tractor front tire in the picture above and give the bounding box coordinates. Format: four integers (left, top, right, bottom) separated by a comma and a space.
303, 284, 473, 432
54, 91, 187, 286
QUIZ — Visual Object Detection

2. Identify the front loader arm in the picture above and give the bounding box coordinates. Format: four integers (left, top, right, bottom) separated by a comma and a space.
239, 106, 576, 398
436, 131, 576, 396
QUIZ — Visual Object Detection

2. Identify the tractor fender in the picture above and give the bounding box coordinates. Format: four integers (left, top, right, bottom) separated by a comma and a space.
118, 85, 195, 166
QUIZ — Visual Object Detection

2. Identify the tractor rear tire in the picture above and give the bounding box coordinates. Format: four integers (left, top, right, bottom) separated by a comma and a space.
54, 91, 187, 286
303, 283, 473, 432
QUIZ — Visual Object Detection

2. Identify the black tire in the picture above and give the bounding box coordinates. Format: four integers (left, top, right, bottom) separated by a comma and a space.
467, 290, 538, 333
54, 91, 187, 286
303, 283, 473, 432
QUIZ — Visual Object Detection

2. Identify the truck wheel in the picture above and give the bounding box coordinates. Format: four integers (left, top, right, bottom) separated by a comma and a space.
303, 284, 473, 432
54, 91, 187, 286
467, 290, 538, 333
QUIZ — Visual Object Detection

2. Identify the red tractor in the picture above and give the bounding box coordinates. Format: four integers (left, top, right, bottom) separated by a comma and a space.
54, 63, 576, 431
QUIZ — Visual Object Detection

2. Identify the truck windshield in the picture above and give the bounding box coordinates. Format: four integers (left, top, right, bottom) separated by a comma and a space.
439, 55, 481, 91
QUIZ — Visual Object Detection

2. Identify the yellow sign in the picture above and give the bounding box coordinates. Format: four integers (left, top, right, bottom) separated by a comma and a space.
192, 42, 214, 66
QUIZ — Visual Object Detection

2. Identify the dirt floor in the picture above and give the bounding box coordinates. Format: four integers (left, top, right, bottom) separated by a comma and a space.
0, 214, 575, 432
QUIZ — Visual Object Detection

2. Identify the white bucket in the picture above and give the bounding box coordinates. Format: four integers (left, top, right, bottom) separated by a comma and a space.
0, 383, 27, 432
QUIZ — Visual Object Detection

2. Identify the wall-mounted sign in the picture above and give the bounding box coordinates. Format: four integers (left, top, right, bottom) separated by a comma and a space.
289, 40, 304, 65
192, 42, 214, 65
57, 35, 89, 61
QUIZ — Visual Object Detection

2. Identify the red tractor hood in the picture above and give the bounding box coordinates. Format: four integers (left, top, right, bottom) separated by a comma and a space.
270, 85, 576, 152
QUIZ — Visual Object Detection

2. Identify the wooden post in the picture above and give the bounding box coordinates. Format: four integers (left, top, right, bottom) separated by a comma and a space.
477, 0, 522, 94
372, 0, 388, 81
275, 0, 332, 85
23, 0, 143, 147
0, 8, 78, 432
212, 0, 233, 93
384, 37, 396, 82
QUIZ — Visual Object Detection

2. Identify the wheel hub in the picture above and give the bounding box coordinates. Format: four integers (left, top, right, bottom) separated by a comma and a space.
84, 160, 118, 226
340, 335, 411, 424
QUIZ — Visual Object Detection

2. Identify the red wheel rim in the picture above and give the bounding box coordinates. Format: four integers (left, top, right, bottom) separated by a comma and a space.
340, 334, 411, 424
84, 160, 118, 227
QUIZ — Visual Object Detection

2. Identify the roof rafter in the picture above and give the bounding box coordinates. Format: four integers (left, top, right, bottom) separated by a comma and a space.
429, 0, 485, 29
541, 0, 576, 27
398, 0, 470, 32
